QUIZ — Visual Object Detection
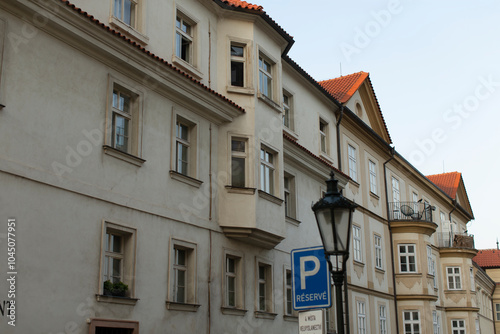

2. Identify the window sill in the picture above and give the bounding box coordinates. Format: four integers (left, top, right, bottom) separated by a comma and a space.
370, 191, 380, 200
319, 152, 334, 164
258, 93, 282, 113
353, 260, 365, 267
349, 179, 360, 188
227, 86, 255, 95
258, 190, 283, 205
254, 310, 277, 320
444, 289, 466, 294
109, 16, 149, 46
225, 186, 256, 195
283, 315, 298, 322
172, 56, 203, 80
166, 301, 201, 312
96, 294, 139, 305
395, 273, 422, 277
286, 216, 301, 226
221, 307, 247, 316
375, 267, 385, 274
170, 170, 203, 188
283, 127, 298, 141
103, 145, 145, 166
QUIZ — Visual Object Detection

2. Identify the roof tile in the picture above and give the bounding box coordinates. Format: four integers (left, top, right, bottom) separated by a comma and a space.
221, 0, 263, 11
426, 172, 461, 199
319, 72, 369, 103
473, 249, 500, 268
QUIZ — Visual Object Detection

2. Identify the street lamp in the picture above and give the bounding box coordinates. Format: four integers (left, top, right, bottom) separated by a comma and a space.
312, 171, 358, 334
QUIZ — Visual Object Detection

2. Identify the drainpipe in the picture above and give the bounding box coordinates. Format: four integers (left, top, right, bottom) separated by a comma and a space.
383, 145, 399, 334
336, 105, 344, 171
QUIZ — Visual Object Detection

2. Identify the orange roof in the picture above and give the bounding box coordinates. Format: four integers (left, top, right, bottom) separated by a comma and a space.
319, 72, 369, 103
473, 249, 500, 268
221, 0, 263, 11
426, 172, 461, 199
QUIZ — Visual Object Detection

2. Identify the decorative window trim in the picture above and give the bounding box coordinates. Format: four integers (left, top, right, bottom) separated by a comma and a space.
98, 221, 137, 303
230, 136, 249, 188
169, 170, 203, 188
104, 75, 144, 163
89, 319, 139, 333
284, 172, 297, 219
356, 300, 366, 334
167, 238, 198, 309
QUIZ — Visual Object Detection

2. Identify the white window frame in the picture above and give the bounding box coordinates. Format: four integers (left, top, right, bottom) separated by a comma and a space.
353, 225, 362, 263
256, 261, 273, 313
496, 303, 500, 321
99, 221, 137, 298
168, 239, 198, 308
320, 119, 329, 155
470, 267, 475, 292
369, 160, 377, 194
447, 267, 462, 290
451, 319, 466, 334
224, 250, 244, 309
475, 318, 480, 334
112, 0, 138, 27
375, 234, 383, 270
399, 244, 417, 273
172, 114, 198, 179
284, 268, 296, 316
433, 311, 439, 334
175, 12, 194, 64
446, 266, 462, 290
348, 144, 357, 181
105, 77, 144, 163
432, 255, 438, 289
230, 42, 246, 87
260, 146, 276, 195
259, 54, 273, 99
284, 172, 296, 219
357, 301, 366, 334
379, 305, 387, 334
427, 245, 434, 275
231, 137, 248, 188
403, 310, 420, 334
283, 90, 294, 130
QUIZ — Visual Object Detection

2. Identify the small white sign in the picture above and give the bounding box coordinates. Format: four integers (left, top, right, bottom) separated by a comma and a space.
298, 309, 325, 334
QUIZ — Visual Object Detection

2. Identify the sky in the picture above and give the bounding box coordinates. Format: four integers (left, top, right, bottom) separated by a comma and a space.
255, 0, 500, 249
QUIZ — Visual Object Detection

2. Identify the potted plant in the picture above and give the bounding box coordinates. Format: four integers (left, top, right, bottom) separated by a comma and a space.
103, 280, 113, 296
103, 280, 129, 297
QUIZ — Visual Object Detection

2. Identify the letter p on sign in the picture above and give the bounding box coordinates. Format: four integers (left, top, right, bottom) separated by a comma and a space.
300, 256, 320, 289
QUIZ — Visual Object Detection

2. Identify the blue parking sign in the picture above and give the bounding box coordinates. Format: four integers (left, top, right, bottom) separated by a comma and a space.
291, 246, 331, 310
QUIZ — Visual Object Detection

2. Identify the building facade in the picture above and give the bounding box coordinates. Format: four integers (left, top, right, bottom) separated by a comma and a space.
0, 0, 494, 333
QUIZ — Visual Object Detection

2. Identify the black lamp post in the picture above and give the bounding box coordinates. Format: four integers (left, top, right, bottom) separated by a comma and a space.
312, 171, 358, 334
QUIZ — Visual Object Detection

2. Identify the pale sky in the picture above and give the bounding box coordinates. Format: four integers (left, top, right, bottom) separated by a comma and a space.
255, 0, 500, 249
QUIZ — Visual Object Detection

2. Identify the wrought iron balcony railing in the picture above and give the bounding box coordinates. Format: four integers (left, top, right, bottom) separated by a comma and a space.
437, 232, 475, 249
388, 201, 434, 223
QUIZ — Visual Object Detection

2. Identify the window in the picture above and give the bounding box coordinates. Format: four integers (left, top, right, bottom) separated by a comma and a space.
285, 269, 293, 316
260, 147, 275, 195
348, 144, 357, 181
168, 240, 198, 308
427, 245, 434, 275
470, 267, 475, 291
259, 55, 273, 98
379, 305, 387, 334
357, 301, 366, 334
353, 225, 362, 262
403, 311, 420, 334
231, 138, 247, 187
369, 160, 377, 194
225, 255, 241, 308
320, 120, 329, 154
231, 43, 245, 87
176, 14, 193, 63
113, 0, 137, 27
496, 303, 500, 321
447, 267, 462, 290
174, 116, 197, 177
433, 311, 439, 334
451, 319, 465, 334
284, 173, 296, 219
399, 244, 416, 273
412, 192, 419, 212
392, 177, 401, 218
0, 19, 6, 107
475, 319, 480, 334
89, 319, 139, 334
257, 263, 273, 312
375, 235, 383, 269
432, 255, 438, 289
100, 222, 136, 298
283, 91, 293, 129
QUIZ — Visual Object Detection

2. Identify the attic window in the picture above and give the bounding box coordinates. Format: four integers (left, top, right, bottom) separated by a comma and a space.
355, 103, 363, 117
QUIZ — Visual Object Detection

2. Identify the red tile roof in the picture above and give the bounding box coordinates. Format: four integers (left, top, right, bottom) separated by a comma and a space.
426, 172, 461, 199
473, 249, 500, 268
59, 0, 245, 114
319, 72, 369, 104
221, 0, 263, 11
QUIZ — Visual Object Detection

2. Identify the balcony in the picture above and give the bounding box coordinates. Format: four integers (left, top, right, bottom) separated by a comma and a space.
438, 232, 477, 258
388, 202, 438, 236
